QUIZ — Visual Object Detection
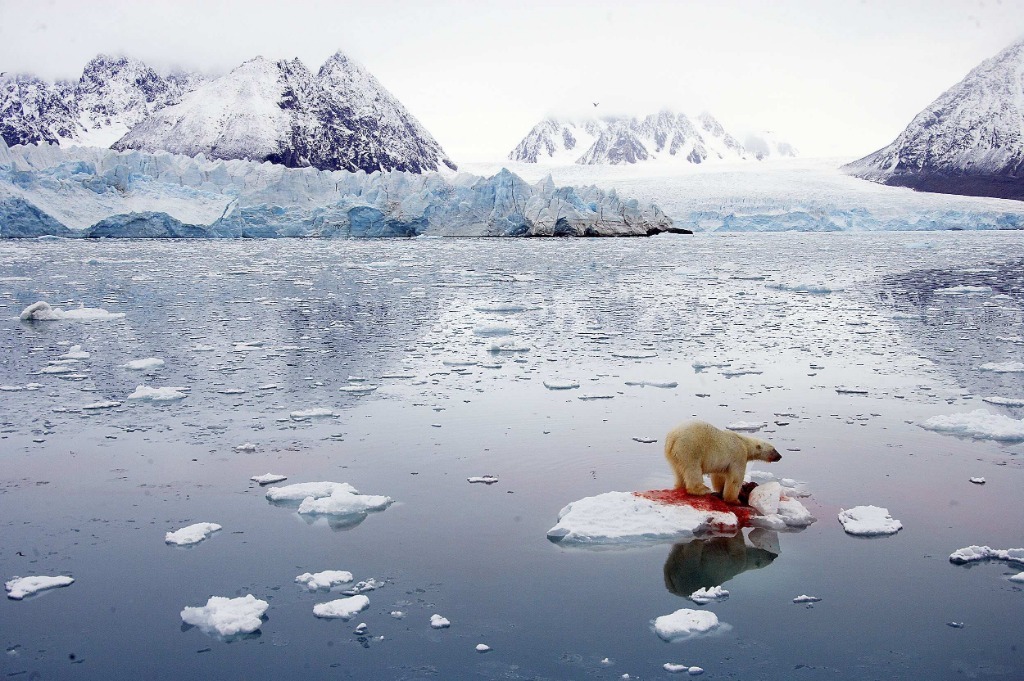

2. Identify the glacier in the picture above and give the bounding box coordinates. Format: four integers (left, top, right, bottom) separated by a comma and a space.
0, 138, 673, 238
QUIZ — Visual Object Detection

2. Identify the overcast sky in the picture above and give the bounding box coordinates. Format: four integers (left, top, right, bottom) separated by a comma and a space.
0, 0, 1021, 162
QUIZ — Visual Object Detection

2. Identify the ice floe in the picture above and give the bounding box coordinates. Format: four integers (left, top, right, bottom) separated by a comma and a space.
124, 358, 165, 371
313, 594, 369, 619
838, 506, 902, 536
180, 594, 268, 637
468, 475, 499, 484
948, 545, 1024, 566
543, 379, 579, 390
935, 285, 993, 294
969, 477, 986, 485
792, 595, 822, 604
475, 644, 491, 652
430, 614, 451, 629
295, 570, 354, 590
624, 380, 678, 388
688, 586, 729, 605
472, 323, 513, 336
19, 301, 124, 321
6, 575, 74, 600
165, 522, 221, 546
82, 400, 121, 410
919, 409, 1024, 441
251, 473, 287, 485
982, 396, 1024, 407
726, 421, 765, 432
127, 385, 187, 402
58, 345, 90, 360
234, 442, 258, 453
979, 362, 1024, 373
266, 481, 392, 517
663, 663, 704, 675
653, 608, 722, 642
289, 407, 337, 420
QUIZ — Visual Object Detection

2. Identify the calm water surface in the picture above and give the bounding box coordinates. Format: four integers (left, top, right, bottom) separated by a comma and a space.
1, 233, 1022, 680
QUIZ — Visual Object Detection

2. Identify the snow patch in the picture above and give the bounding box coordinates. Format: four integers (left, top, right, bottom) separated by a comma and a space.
838, 506, 902, 536
181, 594, 268, 637
313, 595, 369, 619
653, 608, 722, 642
6, 575, 74, 600
165, 522, 221, 546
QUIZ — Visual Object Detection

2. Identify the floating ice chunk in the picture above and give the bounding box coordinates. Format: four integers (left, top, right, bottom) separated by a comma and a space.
982, 396, 1024, 407
692, 357, 731, 370
543, 379, 579, 390
835, 386, 869, 395
251, 473, 287, 485
217, 388, 246, 395
473, 323, 513, 336
663, 664, 704, 675
180, 594, 268, 636
611, 351, 658, 359
127, 385, 188, 402
82, 400, 121, 410
624, 380, 678, 388
5, 575, 74, 600
919, 409, 1024, 441
38, 364, 79, 374
192, 344, 216, 352
653, 608, 721, 641
430, 614, 451, 629
632, 436, 658, 444
935, 285, 993, 294
475, 644, 491, 652
748, 482, 781, 516
949, 545, 1024, 566
266, 481, 357, 502
297, 486, 392, 516
234, 442, 258, 452
468, 475, 499, 484
688, 586, 729, 604
488, 339, 530, 352
124, 358, 164, 371
838, 506, 902, 536
1009, 572, 1024, 583
726, 421, 765, 432
59, 345, 90, 360
345, 578, 383, 595
295, 570, 354, 590
289, 407, 337, 420
979, 362, 1024, 373
546, 491, 738, 544
232, 341, 263, 352
338, 384, 377, 394
793, 595, 822, 603
165, 522, 221, 546
313, 595, 369, 620
722, 367, 762, 377
766, 281, 838, 294
577, 393, 615, 400
969, 477, 986, 485
473, 303, 527, 313
19, 301, 61, 321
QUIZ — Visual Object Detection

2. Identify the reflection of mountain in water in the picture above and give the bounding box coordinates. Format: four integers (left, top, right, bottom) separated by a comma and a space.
879, 258, 1024, 406
664, 530, 780, 598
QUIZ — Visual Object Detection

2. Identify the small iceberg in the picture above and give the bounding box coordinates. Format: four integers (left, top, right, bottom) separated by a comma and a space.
20, 301, 124, 321
295, 570, 354, 590
313, 594, 370, 619
165, 522, 221, 546
127, 385, 188, 402
653, 608, 722, 642
792, 595, 822, 604
266, 481, 392, 517
251, 473, 287, 485
688, 586, 728, 605
6, 575, 74, 600
543, 379, 579, 390
919, 409, 1024, 442
289, 407, 337, 421
468, 475, 499, 484
838, 506, 902, 536
430, 614, 451, 629
124, 358, 165, 371
979, 362, 1024, 373
949, 545, 1024, 566
180, 594, 268, 637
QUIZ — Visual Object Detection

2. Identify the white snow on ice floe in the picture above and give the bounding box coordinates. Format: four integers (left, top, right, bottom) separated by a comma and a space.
234, 442, 258, 452
127, 385, 187, 402
949, 545, 1024, 566
265, 481, 392, 516
313, 594, 369, 619
165, 522, 221, 546
653, 608, 723, 642
726, 421, 765, 432
982, 396, 1024, 407
969, 477, 986, 485
793, 595, 822, 604
289, 407, 337, 420
468, 475, 499, 484
6, 575, 74, 600
979, 362, 1024, 373
295, 570, 354, 590
58, 345, 90, 360
475, 644, 491, 652
430, 614, 451, 629
19, 301, 124, 321
251, 473, 287, 485
663, 664, 704, 675
543, 379, 579, 390
688, 586, 728, 604
82, 400, 121, 410
123, 357, 164, 371
745, 482, 816, 531
838, 506, 902, 536
546, 492, 737, 544
919, 409, 1024, 441
180, 594, 268, 636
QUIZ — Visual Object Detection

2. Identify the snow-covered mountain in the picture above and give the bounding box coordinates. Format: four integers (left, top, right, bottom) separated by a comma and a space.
509, 110, 796, 165
113, 52, 456, 174
0, 138, 670, 237
844, 39, 1024, 200
0, 55, 203, 149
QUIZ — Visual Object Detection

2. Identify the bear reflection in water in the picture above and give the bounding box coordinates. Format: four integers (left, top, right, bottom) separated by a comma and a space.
663, 529, 780, 597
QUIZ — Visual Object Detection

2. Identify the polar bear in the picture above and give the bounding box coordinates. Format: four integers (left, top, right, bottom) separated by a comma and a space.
664, 420, 781, 504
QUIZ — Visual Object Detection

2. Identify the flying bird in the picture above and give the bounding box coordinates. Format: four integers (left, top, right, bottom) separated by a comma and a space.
593, 102, 599, 107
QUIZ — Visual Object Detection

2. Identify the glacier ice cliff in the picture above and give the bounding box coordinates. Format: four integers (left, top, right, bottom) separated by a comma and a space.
0, 139, 673, 238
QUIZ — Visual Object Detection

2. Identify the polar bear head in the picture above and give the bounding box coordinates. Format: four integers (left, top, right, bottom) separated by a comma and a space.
741, 435, 782, 463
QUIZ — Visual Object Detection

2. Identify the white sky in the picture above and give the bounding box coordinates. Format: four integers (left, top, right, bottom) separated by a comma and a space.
0, 0, 1021, 162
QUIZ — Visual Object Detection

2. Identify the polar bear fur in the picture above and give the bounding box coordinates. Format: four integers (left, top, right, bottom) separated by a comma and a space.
664, 420, 781, 504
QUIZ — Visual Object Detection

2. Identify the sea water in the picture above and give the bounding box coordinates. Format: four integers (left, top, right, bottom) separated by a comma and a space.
1, 232, 1022, 679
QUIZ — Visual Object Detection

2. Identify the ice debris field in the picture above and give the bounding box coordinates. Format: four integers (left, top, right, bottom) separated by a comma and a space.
2, 233, 1023, 679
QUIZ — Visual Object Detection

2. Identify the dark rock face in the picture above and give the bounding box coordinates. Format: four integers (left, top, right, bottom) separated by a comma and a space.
845, 39, 1024, 201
